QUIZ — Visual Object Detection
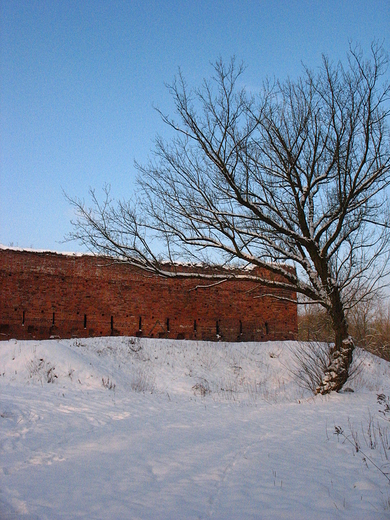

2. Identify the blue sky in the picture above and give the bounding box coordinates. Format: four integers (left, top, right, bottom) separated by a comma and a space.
1, 0, 389, 252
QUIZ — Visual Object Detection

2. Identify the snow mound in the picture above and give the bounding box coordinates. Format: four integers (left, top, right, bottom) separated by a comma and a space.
1, 337, 390, 519
1, 337, 389, 400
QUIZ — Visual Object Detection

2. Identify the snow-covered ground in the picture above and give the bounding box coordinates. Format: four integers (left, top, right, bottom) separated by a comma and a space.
1, 337, 389, 519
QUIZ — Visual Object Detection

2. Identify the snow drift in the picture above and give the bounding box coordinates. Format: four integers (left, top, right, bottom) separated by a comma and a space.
1, 337, 390, 519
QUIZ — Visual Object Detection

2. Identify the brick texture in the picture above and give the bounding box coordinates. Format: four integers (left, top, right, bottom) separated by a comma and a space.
0, 248, 297, 342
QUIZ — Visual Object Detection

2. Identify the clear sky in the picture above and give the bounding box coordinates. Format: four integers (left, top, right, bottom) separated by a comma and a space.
1, 0, 389, 252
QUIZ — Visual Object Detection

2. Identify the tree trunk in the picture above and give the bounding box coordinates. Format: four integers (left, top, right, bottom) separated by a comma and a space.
316, 289, 354, 394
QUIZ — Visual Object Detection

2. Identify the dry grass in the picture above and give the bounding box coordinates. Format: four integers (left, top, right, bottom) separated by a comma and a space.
298, 300, 390, 362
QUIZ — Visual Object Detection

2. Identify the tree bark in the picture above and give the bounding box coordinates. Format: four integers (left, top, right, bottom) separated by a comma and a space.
316, 288, 354, 394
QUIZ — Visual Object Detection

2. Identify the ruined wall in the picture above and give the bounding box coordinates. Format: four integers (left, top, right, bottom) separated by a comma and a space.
0, 248, 297, 342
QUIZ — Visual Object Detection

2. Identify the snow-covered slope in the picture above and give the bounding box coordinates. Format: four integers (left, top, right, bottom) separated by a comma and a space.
1, 337, 389, 519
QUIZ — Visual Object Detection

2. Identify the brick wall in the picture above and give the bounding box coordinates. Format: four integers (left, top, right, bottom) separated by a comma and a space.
0, 248, 297, 342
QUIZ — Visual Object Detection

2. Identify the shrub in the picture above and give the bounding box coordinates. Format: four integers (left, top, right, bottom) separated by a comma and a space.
27, 357, 57, 384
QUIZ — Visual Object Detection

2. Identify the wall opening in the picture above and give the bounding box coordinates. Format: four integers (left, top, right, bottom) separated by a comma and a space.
22, 310, 25, 326
52, 312, 55, 325
166, 318, 170, 332
111, 316, 114, 332
265, 322, 269, 335
139, 316, 142, 331
84, 314, 87, 329
216, 320, 219, 336
239, 320, 243, 335
194, 320, 197, 332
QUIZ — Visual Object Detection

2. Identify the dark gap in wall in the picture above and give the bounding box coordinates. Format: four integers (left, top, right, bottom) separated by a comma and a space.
166, 318, 170, 332
265, 322, 269, 335
84, 314, 87, 329
194, 320, 197, 332
139, 316, 142, 331
52, 312, 55, 325
216, 320, 219, 335
111, 316, 114, 331
239, 320, 243, 335
22, 310, 25, 326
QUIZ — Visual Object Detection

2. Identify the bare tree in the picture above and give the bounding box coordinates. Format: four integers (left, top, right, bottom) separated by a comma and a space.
68, 43, 390, 394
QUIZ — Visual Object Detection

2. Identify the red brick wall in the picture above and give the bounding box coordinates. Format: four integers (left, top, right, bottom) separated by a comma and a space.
0, 248, 297, 342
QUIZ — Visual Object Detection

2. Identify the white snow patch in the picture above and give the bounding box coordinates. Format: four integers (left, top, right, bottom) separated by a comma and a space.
1, 337, 390, 519
0, 244, 92, 256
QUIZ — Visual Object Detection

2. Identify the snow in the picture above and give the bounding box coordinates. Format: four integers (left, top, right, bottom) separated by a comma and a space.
0, 244, 91, 257
1, 337, 389, 519
0, 244, 287, 272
